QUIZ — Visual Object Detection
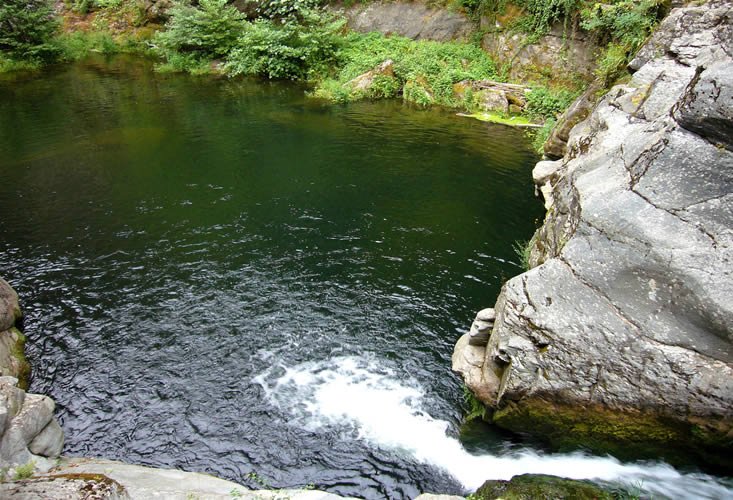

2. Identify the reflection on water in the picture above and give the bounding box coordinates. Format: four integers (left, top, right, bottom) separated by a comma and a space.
0, 56, 729, 499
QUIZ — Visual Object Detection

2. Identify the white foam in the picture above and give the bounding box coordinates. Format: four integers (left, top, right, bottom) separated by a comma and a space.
254, 356, 733, 499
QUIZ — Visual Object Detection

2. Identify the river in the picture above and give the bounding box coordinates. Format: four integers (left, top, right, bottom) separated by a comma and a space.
0, 56, 730, 499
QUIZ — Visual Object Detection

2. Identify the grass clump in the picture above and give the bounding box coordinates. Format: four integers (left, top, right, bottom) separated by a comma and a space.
512, 238, 533, 270
13, 461, 35, 480
313, 31, 497, 108
581, 0, 665, 84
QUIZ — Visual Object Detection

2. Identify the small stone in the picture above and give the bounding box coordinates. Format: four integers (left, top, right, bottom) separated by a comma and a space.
475, 308, 496, 322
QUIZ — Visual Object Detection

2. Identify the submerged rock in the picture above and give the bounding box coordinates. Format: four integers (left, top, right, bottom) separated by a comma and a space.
454, 0, 733, 468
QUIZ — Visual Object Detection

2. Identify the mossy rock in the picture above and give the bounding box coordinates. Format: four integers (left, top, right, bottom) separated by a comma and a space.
473, 474, 613, 499
0, 327, 31, 390
492, 398, 733, 471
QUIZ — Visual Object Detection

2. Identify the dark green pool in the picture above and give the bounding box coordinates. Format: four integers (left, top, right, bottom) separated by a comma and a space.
12, 56, 725, 499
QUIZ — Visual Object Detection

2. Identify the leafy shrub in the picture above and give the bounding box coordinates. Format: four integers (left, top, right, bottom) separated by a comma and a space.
581, 0, 662, 50
594, 42, 629, 84
0, 0, 60, 63
255, 0, 322, 21
513, 0, 581, 35
313, 32, 497, 107
154, 0, 246, 60
531, 116, 556, 153
225, 10, 344, 80
525, 85, 576, 120
582, 0, 664, 84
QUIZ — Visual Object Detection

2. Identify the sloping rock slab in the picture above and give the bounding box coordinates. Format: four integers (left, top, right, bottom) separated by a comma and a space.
45, 457, 354, 499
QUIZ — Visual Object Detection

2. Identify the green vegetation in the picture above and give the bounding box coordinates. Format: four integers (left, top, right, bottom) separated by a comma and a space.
13, 461, 35, 480
0, 0, 60, 67
225, 11, 345, 80
313, 32, 497, 107
581, 0, 665, 84
512, 238, 533, 270
0, 0, 665, 159
463, 385, 490, 422
154, 0, 246, 62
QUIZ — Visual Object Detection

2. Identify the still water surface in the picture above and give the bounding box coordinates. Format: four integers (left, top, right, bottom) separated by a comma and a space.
0, 57, 730, 499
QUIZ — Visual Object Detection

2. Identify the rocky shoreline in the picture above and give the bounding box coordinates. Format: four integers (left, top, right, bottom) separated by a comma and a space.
453, 0, 733, 470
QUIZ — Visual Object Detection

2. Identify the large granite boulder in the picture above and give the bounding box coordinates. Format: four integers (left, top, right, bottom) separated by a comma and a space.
454, 0, 733, 468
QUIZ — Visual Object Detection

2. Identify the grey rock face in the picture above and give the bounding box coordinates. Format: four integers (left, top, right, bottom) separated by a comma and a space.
454, 0, 733, 465
28, 419, 64, 457
481, 22, 598, 83
343, 2, 473, 42
0, 377, 64, 468
468, 308, 496, 346
0, 278, 21, 332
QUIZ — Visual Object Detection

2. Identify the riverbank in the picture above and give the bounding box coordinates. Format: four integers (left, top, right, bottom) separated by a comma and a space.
2, 0, 650, 148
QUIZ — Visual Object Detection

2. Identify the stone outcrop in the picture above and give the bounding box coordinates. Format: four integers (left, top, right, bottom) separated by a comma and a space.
0, 376, 64, 469
0, 279, 63, 471
0, 457, 353, 499
0, 278, 29, 390
454, 0, 733, 468
343, 2, 474, 42
543, 82, 602, 159
347, 59, 396, 92
480, 18, 598, 84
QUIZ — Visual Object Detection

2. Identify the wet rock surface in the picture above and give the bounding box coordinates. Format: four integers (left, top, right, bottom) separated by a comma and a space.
454, 0, 733, 467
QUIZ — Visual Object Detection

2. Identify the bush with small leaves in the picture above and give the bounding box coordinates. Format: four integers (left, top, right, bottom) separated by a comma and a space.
225, 10, 344, 80
0, 0, 60, 63
154, 0, 246, 60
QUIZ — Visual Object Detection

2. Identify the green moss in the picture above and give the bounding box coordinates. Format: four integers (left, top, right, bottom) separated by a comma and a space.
8, 327, 31, 391
492, 398, 733, 470
472, 473, 613, 499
